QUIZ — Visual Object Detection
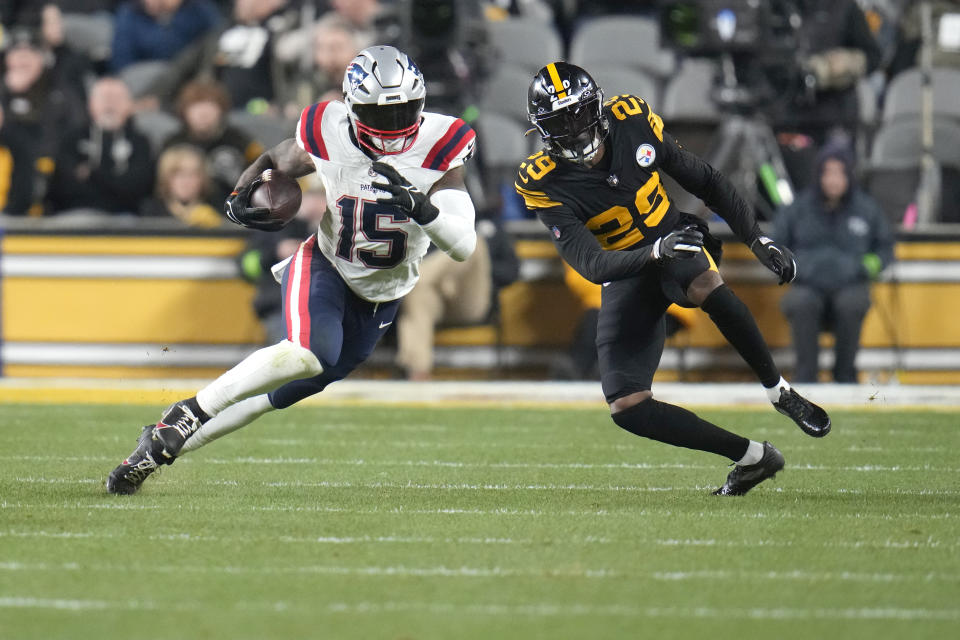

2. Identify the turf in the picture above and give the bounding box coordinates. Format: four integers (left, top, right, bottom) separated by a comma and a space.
1, 403, 958, 640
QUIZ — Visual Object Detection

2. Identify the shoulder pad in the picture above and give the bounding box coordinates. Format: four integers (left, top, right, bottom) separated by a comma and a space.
603, 94, 664, 142
515, 151, 564, 210
421, 117, 476, 171
296, 101, 333, 160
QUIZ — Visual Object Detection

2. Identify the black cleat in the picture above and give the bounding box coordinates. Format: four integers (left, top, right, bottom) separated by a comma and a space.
153, 401, 204, 461
773, 387, 831, 437
106, 425, 161, 495
713, 441, 785, 496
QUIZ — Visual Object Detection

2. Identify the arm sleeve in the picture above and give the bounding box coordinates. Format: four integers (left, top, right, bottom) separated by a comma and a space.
420, 189, 477, 261
772, 203, 794, 248
539, 208, 654, 284
659, 134, 762, 245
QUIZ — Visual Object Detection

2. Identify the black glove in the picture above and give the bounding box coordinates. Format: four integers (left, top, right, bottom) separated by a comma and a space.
750, 235, 797, 285
652, 225, 704, 263
371, 161, 439, 224
224, 172, 285, 232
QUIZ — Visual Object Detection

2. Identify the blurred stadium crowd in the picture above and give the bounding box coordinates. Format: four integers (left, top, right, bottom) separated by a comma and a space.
0, 0, 957, 225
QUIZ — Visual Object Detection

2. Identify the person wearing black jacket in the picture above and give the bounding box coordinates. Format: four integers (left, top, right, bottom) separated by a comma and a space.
775, 143, 894, 383
519, 62, 832, 497
47, 77, 154, 213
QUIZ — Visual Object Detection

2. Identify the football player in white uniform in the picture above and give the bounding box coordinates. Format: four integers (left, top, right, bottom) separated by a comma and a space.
107, 46, 478, 494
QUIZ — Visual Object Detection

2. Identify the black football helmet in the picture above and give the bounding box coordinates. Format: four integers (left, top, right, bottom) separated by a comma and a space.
527, 62, 608, 164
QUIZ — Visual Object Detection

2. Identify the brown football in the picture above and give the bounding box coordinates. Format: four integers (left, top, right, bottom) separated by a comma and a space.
250, 169, 302, 225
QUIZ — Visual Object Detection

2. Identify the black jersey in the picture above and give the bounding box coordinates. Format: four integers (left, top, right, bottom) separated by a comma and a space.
516, 94, 761, 284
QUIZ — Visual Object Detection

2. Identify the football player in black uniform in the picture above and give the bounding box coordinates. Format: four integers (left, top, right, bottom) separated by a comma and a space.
518, 62, 831, 496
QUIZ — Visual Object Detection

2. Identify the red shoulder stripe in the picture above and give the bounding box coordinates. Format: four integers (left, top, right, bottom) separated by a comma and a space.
299, 101, 331, 160
436, 127, 476, 172
422, 118, 469, 170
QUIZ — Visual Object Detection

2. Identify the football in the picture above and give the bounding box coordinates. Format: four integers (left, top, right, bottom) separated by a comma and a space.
250, 169, 302, 227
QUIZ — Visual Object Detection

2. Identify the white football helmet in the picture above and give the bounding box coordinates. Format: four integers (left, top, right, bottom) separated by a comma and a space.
342, 45, 426, 155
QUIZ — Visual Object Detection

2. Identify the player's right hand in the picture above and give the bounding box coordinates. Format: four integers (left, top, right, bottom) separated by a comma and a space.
224, 174, 275, 231
652, 226, 704, 263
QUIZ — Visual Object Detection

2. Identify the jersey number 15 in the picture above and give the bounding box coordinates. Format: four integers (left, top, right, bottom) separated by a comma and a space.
335, 195, 408, 269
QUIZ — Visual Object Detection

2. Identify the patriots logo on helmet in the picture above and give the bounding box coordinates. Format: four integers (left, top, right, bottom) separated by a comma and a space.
346, 62, 369, 93
406, 57, 421, 78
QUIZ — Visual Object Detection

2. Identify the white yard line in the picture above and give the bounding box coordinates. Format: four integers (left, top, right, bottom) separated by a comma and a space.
2, 500, 956, 521
2, 529, 954, 551
5, 455, 959, 474
2, 560, 959, 585
0, 595, 957, 621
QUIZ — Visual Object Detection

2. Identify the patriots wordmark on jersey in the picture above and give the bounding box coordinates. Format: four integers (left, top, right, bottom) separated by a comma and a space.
294, 100, 476, 302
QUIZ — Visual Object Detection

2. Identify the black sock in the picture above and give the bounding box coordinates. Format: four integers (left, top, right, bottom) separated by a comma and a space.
612, 398, 749, 461
182, 396, 211, 424
701, 285, 781, 388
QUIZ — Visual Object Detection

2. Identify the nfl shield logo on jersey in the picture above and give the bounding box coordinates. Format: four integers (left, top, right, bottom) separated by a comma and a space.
636, 144, 656, 168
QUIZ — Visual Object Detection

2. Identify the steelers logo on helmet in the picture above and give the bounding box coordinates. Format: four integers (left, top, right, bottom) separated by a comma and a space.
343, 46, 426, 155
527, 62, 609, 164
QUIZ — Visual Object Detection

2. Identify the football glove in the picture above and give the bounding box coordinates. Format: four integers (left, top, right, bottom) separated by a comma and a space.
371, 161, 439, 225
652, 225, 704, 263
750, 235, 797, 285
224, 172, 285, 232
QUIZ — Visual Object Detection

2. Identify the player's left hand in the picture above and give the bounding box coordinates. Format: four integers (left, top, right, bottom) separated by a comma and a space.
750, 236, 797, 285
371, 161, 439, 225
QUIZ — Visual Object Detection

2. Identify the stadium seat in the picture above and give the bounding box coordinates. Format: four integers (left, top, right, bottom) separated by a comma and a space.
857, 78, 879, 128
488, 18, 563, 74
569, 16, 675, 79
589, 65, 660, 109
864, 117, 960, 223
881, 67, 960, 123
481, 65, 535, 125
132, 109, 180, 153
119, 60, 171, 99
661, 58, 721, 124
475, 111, 531, 170
62, 12, 113, 63
228, 111, 295, 149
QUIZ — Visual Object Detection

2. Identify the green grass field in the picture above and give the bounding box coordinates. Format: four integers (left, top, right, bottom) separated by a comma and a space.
1, 402, 959, 639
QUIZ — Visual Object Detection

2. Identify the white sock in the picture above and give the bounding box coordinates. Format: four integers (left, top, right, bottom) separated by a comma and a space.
737, 440, 765, 466
180, 394, 274, 454
765, 376, 790, 403
196, 340, 322, 416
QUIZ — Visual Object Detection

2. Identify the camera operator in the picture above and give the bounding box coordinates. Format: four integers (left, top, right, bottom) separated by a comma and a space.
778, 0, 881, 189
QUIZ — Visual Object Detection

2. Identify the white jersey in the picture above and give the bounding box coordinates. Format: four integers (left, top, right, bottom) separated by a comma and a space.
294, 100, 476, 302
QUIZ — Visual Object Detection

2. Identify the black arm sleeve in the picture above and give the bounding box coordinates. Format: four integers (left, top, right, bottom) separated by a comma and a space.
538, 209, 654, 284
659, 135, 762, 245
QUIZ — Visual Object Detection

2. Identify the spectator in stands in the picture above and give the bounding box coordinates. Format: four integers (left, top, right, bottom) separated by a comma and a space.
140, 144, 223, 227
47, 77, 154, 214
395, 234, 492, 381
888, 1, 960, 78
240, 183, 325, 344
110, 0, 220, 72
394, 221, 517, 380
775, 0, 882, 189
329, 0, 385, 45
1, 27, 84, 210
775, 142, 894, 383
278, 14, 362, 120
0, 101, 36, 214
142, 0, 294, 112
163, 79, 263, 206
41, 3, 95, 100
